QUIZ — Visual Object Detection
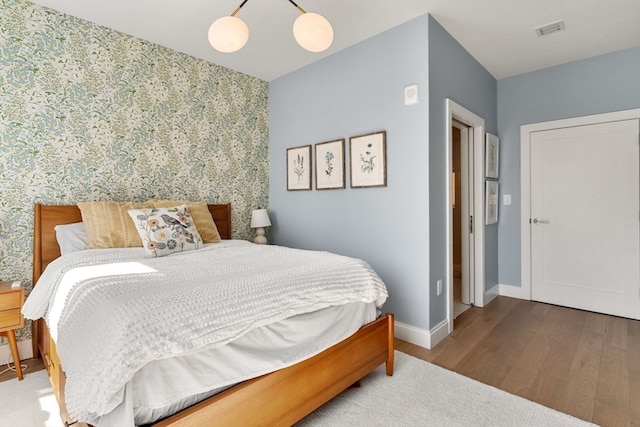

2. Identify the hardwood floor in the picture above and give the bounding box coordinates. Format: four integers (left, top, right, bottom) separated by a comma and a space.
396, 296, 640, 427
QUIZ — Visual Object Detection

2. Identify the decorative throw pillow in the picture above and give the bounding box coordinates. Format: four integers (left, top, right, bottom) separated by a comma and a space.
78, 201, 154, 248
149, 200, 221, 243
128, 205, 203, 257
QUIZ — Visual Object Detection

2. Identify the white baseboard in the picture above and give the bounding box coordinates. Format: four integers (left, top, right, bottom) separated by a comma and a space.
428, 319, 449, 348
483, 283, 500, 306
0, 339, 33, 363
395, 319, 449, 350
498, 283, 530, 300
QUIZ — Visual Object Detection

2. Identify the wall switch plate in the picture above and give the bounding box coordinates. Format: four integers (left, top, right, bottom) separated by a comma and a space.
504, 194, 511, 205
436, 279, 443, 296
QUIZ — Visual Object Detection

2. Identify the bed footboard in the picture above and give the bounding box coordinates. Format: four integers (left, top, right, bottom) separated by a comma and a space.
154, 313, 395, 427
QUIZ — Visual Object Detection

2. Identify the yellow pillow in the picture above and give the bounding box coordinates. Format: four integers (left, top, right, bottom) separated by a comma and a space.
78, 201, 153, 248
150, 200, 221, 243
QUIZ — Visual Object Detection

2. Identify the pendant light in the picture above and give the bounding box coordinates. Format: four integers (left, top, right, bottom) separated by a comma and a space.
208, 0, 250, 53
291, 2, 333, 52
208, 0, 333, 53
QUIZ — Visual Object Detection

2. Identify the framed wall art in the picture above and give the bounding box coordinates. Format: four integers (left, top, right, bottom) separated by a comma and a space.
350, 130, 387, 188
315, 139, 345, 190
485, 133, 499, 178
485, 180, 499, 225
286, 145, 312, 191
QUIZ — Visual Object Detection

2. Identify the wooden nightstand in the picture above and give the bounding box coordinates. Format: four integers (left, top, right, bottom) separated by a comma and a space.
0, 281, 25, 380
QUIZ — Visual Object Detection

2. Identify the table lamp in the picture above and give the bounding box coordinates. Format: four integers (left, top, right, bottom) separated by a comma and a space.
250, 208, 271, 244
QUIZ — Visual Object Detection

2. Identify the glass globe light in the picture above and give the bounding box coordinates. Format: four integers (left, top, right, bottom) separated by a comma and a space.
293, 12, 333, 53
208, 16, 249, 53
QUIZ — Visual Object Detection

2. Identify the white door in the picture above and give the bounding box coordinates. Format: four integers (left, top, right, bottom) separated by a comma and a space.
530, 119, 640, 319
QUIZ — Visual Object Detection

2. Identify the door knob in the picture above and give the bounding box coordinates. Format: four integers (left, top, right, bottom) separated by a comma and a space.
532, 218, 549, 224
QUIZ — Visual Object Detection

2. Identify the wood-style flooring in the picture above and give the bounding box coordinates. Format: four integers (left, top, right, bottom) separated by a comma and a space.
0, 354, 43, 383
2, 296, 638, 426
396, 296, 640, 427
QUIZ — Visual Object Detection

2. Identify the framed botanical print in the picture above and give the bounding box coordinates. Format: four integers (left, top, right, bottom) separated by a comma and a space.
286, 145, 312, 191
485, 133, 499, 178
315, 139, 345, 190
350, 131, 387, 188
485, 180, 499, 225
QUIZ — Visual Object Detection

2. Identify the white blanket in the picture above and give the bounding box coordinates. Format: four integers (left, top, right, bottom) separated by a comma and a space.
22, 240, 388, 423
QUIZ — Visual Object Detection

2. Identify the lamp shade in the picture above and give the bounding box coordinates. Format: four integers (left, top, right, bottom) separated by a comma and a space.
208, 16, 249, 53
250, 209, 272, 228
293, 12, 333, 52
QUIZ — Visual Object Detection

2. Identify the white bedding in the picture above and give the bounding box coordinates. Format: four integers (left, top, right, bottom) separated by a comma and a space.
111, 301, 377, 426
23, 240, 388, 425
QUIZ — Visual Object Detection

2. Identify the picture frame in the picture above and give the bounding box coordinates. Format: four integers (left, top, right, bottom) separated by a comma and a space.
350, 130, 387, 188
315, 139, 345, 190
485, 180, 499, 225
286, 145, 312, 191
485, 133, 499, 178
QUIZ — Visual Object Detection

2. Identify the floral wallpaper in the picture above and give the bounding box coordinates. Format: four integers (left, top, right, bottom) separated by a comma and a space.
0, 0, 269, 343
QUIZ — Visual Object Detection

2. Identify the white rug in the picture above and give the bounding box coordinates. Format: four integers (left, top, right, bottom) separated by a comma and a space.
0, 352, 595, 427
297, 352, 595, 427
0, 368, 63, 427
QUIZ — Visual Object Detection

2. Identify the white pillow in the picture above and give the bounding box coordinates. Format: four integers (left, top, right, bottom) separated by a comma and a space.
127, 205, 203, 257
54, 222, 88, 255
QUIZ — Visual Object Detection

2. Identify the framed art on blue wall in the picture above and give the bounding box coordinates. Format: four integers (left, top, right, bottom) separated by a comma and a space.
315, 139, 345, 190
485, 180, 499, 225
350, 130, 387, 188
287, 145, 312, 191
485, 133, 499, 178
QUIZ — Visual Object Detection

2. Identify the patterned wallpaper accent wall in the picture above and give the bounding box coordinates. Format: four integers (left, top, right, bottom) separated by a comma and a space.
0, 0, 269, 341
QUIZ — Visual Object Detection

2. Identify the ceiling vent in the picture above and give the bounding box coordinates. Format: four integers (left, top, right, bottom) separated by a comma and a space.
534, 20, 566, 37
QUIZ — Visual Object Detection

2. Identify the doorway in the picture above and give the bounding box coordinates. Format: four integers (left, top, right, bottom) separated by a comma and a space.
452, 120, 472, 318
445, 99, 486, 334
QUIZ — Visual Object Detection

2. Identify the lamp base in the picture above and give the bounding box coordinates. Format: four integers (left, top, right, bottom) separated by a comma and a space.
253, 227, 267, 245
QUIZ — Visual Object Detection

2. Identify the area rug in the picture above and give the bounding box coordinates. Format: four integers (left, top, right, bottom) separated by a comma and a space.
296, 351, 595, 426
0, 352, 595, 427
0, 367, 62, 427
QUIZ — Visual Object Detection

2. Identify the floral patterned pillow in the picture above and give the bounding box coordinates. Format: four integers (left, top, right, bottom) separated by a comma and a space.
127, 205, 203, 257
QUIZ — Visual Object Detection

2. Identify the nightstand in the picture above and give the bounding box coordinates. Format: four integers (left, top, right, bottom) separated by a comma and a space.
0, 281, 25, 380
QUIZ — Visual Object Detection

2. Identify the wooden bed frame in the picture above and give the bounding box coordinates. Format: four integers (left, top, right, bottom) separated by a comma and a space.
31, 203, 394, 427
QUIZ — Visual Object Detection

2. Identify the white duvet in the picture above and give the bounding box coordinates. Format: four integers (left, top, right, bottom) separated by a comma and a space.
22, 240, 388, 424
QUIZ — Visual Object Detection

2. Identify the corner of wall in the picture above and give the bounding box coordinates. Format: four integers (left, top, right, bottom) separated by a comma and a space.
395, 318, 449, 350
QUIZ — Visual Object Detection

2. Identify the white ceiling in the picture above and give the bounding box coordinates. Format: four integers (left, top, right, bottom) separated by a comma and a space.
28, 0, 640, 82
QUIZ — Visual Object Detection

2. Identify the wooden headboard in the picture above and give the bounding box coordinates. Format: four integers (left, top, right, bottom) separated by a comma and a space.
32, 203, 231, 285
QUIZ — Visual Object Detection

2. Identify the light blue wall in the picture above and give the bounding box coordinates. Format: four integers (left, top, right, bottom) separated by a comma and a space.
269, 15, 431, 329
270, 13, 500, 331
427, 16, 498, 324
269, 13, 637, 331
497, 47, 640, 286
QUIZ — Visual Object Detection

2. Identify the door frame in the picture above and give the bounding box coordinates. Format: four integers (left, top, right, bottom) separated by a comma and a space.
446, 99, 486, 334
520, 108, 640, 299
452, 119, 473, 305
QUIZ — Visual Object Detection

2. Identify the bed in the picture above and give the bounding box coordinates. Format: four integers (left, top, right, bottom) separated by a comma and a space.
26, 202, 395, 427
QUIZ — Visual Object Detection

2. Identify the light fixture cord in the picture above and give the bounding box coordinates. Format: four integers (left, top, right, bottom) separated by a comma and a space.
231, 0, 249, 17
287, 0, 307, 14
